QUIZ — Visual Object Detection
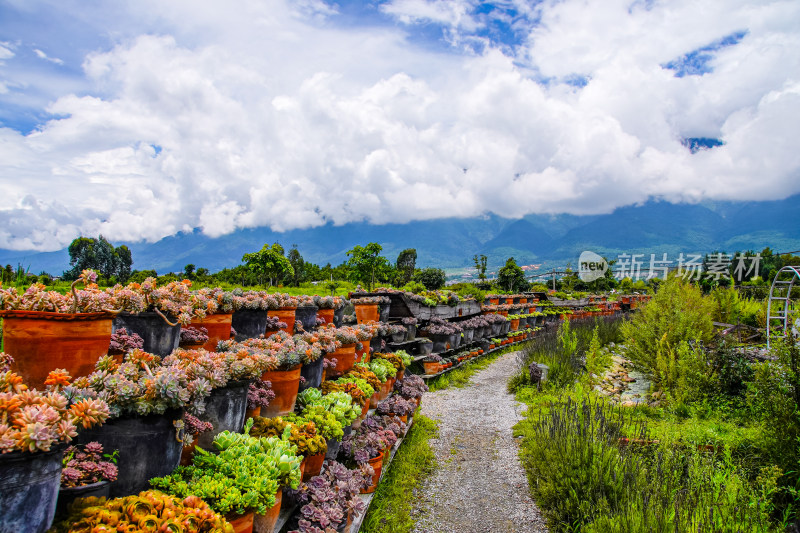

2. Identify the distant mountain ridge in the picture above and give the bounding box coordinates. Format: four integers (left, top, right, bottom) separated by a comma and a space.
2, 195, 799, 277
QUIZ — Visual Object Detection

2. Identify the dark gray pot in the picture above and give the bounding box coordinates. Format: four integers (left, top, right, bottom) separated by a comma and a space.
196, 380, 250, 449
113, 312, 180, 357
295, 305, 319, 331
0, 445, 64, 533
232, 309, 269, 341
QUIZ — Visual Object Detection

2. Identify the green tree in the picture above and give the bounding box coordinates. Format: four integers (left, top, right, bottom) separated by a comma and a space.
345, 242, 391, 291
497, 257, 528, 292
128, 269, 158, 284
183, 264, 196, 280
473, 254, 488, 281
395, 249, 417, 286
64, 235, 133, 282
242, 243, 294, 288
286, 246, 306, 287
413, 267, 446, 290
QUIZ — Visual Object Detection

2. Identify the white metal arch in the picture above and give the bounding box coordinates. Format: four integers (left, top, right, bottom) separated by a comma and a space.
767, 266, 800, 347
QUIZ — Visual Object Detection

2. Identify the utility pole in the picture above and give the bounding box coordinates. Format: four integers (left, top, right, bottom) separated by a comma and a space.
552, 268, 556, 291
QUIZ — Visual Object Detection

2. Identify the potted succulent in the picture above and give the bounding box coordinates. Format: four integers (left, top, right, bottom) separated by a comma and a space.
249, 416, 328, 481
266, 293, 299, 334
107, 327, 144, 357
376, 395, 416, 424
0, 367, 110, 532
231, 289, 271, 341
179, 325, 209, 349
188, 287, 244, 350
0, 270, 119, 388
179, 413, 214, 466
287, 461, 372, 533
68, 349, 213, 497
422, 354, 443, 375
151, 420, 302, 531
286, 408, 344, 461
368, 359, 397, 407
49, 490, 234, 532
402, 317, 418, 340
339, 430, 387, 493
417, 338, 433, 355
246, 378, 275, 419
57, 441, 118, 515
394, 374, 428, 407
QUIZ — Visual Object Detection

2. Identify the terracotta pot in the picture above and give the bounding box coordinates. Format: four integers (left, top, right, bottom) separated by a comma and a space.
423, 361, 439, 375
226, 511, 254, 533
302, 452, 326, 481
245, 406, 261, 420
264, 328, 281, 339
179, 340, 206, 351
396, 369, 405, 381
253, 489, 282, 533
318, 308, 335, 326
180, 440, 197, 466
325, 343, 357, 379
189, 312, 234, 351
361, 452, 384, 493
369, 390, 381, 408
260, 365, 302, 417
1, 310, 112, 389
267, 307, 296, 334
510, 319, 520, 331
354, 303, 379, 324
489, 298, 500, 305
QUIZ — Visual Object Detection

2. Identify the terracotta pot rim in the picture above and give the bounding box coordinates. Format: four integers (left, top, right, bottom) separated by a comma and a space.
0, 310, 111, 320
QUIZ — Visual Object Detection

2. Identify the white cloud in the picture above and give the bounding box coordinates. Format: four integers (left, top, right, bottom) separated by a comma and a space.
34, 49, 64, 65
0, 0, 797, 251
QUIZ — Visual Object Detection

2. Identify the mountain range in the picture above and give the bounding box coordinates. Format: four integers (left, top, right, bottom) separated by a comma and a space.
2, 195, 798, 279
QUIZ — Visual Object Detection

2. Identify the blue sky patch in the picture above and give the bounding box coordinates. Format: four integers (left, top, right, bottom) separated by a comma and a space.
682, 137, 724, 153
663, 30, 747, 77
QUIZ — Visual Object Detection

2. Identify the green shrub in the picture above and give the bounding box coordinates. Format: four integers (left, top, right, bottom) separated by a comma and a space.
620, 275, 715, 378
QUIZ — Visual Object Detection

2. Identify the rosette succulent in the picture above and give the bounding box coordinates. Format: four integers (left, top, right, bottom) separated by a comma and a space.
49, 490, 234, 533
108, 327, 144, 354
0, 369, 110, 454
368, 359, 396, 383
376, 395, 416, 417
61, 441, 118, 488
394, 374, 428, 401
249, 416, 327, 457
151, 419, 302, 515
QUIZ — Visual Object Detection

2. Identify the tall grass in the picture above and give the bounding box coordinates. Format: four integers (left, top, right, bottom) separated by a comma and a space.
518, 395, 778, 532
508, 316, 622, 392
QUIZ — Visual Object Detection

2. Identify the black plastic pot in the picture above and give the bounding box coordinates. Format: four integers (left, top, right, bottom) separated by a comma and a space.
0, 445, 64, 533
379, 304, 390, 323
430, 334, 449, 353
76, 409, 183, 497
300, 356, 324, 392
370, 336, 384, 353
417, 341, 433, 355
325, 438, 341, 461
56, 480, 111, 517
462, 328, 475, 344
333, 307, 344, 328
113, 312, 180, 357
501, 322, 511, 334
406, 324, 416, 341
232, 309, 269, 341
196, 380, 250, 449
295, 305, 319, 331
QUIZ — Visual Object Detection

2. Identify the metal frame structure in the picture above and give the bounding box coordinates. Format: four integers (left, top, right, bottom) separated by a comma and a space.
767, 266, 800, 347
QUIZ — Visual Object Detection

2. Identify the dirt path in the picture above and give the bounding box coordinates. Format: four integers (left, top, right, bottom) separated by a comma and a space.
409, 351, 548, 533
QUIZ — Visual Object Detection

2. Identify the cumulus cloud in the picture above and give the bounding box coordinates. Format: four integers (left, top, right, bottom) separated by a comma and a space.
0, 0, 798, 251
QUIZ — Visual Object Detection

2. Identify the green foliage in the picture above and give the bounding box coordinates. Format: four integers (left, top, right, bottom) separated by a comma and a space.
362, 415, 439, 533
346, 242, 392, 291
473, 254, 488, 281
620, 275, 715, 377
285, 246, 306, 287
412, 267, 446, 291
64, 235, 133, 283
395, 248, 417, 287
497, 257, 528, 292
516, 395, 777, 532
711, 286, 765, 327
242, 243, 294, 287
585, 326, 612, 383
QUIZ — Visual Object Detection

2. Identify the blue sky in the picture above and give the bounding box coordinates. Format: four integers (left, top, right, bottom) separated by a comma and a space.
0, 0, 798, 251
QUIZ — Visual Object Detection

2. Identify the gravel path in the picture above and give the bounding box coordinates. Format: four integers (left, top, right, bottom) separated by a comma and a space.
410, 351, 548, 533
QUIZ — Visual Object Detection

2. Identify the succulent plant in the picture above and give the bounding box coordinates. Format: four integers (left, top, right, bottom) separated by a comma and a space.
376, 395, 416, 417
180, 326, 209, 344
288, 461, 372, 533
394, 374, 428, 400
0, 370, 110, 454
61, 441, 118, 488
368, 359, 396, 383
151, 419, 302, 515
247, 379, 275, 410
49, 490, 234, 532
108, 327, 145, 354
249, 416, 327, 457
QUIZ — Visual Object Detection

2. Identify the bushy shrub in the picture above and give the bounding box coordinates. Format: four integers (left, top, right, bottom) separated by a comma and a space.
620, 275, 715, 377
